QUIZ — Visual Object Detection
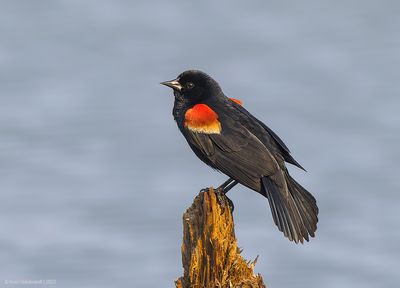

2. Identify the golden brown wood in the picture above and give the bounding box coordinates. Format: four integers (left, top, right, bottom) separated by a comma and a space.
175, 188, 266, 288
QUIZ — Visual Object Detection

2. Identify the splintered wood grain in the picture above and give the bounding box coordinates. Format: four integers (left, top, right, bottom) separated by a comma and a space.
175, 188, 266, 288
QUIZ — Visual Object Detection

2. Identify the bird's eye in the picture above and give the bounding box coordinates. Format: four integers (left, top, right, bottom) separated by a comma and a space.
186, 82, 195, 89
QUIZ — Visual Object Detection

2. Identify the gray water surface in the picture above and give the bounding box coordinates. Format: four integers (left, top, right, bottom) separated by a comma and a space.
0, 1, 399, 287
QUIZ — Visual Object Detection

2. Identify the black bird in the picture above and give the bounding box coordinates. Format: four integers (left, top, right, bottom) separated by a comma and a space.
161, 70, 318, 243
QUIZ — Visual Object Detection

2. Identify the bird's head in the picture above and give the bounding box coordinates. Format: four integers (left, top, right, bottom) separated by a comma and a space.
161, 70, 222, 103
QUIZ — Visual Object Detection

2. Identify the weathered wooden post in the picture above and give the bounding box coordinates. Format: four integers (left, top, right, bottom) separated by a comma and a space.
175, 188, 266, 288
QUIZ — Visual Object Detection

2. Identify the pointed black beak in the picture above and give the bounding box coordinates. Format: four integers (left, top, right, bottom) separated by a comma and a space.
160, 79, 182, 92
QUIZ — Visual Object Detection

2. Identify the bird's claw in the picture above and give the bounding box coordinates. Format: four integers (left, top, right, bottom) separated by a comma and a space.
215, 188, 235, 213
200, 187, 210, 193
199, 186, 234, 213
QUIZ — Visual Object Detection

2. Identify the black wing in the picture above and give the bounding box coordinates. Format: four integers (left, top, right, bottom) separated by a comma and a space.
227, 101, 306, 171
183, 118, 281, 192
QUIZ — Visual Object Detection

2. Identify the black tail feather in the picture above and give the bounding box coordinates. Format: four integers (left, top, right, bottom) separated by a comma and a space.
261, 174, 318, 243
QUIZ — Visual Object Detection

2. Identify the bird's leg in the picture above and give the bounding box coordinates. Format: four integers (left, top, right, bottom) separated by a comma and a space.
216, 178, 236, 193
200, 178, 237, 193
220, 179, 238, 194
215, 178, 238, 212
199, 178, 232, 195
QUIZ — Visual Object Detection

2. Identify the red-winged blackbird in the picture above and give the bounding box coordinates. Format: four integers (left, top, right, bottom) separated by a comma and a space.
161, 70, 318, 243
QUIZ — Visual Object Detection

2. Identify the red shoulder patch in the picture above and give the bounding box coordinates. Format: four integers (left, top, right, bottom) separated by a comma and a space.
184, 104, 221, 134
229, 98, 243, 106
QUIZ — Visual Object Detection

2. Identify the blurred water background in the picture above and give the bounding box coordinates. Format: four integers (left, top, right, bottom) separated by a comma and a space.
0, 1, 399, 287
